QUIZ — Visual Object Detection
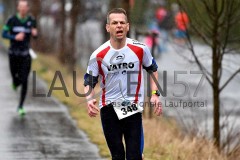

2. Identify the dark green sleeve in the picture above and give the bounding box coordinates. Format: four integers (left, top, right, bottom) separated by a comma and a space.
2, 17, 16, 40
3, 17, 13, 31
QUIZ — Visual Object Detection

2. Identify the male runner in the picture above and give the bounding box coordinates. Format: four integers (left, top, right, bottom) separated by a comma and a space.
84, 8, 162, 160
2, 0, 38, 116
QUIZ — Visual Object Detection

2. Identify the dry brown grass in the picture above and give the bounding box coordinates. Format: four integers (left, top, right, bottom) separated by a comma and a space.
143, 118, 226, 160
32, 54, 229, 160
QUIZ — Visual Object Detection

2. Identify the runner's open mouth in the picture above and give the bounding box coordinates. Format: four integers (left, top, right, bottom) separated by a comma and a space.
116, 31, 123, 34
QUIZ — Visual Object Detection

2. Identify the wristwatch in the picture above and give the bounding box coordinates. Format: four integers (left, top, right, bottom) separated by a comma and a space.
152, 90, 160, 96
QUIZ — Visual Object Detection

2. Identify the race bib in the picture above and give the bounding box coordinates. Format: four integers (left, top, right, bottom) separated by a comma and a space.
113, 100, 143, 120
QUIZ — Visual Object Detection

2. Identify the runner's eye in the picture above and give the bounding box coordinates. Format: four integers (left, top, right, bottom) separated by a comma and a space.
111, 21, 126, 25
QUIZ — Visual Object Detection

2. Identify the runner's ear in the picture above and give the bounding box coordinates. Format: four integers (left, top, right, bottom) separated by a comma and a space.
126, 23, 129, 32
106, 24, 110, 32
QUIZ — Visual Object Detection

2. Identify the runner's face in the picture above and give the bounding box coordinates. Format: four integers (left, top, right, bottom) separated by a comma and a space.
17, 1, 29, 16
106, 13, 129, 41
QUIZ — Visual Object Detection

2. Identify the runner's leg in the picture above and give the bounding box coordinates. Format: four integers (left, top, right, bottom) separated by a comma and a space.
123, 112, 143, 160
100, 104, 125, 160
18, 55, 31, 108
9, 54, 21, 87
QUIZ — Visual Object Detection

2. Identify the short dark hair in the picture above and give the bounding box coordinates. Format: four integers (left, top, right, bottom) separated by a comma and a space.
107, 8, 128, 24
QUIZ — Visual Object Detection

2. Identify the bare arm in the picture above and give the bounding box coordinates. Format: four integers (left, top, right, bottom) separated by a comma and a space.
84, 85, 99, 117
31, 28, 38, 37
150, 71, 162, 116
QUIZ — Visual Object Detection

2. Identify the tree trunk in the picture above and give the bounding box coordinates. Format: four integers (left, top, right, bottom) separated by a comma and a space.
59, 0, 66, 64
212, 45, 221, 150
102, 0, 119, 43
121, 0, 131, 37
30, 0, 41, 18
67, 0, 80, 71
213, 82, 220, 149
29, 0, 41, 51
212, 0, 221, 150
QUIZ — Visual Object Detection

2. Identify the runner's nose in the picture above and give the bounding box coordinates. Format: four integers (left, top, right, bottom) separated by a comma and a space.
117, 22, 122, 27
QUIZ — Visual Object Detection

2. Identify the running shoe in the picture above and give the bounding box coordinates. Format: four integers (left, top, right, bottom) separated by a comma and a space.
18, 108, 26, 117
12, 83, 17, 91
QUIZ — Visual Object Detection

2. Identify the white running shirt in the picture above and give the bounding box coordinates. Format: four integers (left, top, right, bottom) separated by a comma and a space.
86, 38, 153, 108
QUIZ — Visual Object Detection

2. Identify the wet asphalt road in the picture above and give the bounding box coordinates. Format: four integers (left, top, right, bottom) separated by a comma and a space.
0, 50, 103, 159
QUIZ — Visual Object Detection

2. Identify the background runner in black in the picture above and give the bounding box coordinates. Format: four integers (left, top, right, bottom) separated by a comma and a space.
2, 0, 38, 116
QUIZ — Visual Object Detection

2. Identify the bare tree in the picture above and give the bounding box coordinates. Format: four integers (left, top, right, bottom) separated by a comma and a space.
29, 0, 41, 22
102, 0, 121, 43
29, 0, 41, 51
177, 0, 240, 150
66, 0, 81, 71
59, 0, 66, 64
121, 0, 131, 37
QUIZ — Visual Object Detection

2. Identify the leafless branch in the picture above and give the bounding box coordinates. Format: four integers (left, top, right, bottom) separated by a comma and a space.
221, 2, 233, 55
190, 24, 212, 46
190, 3, 213, 38
201, 0, 214, 20
220, 68, 240, 92
177, 0, 213, 85
185, 34, 213, 85
218, 0, 225, 17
